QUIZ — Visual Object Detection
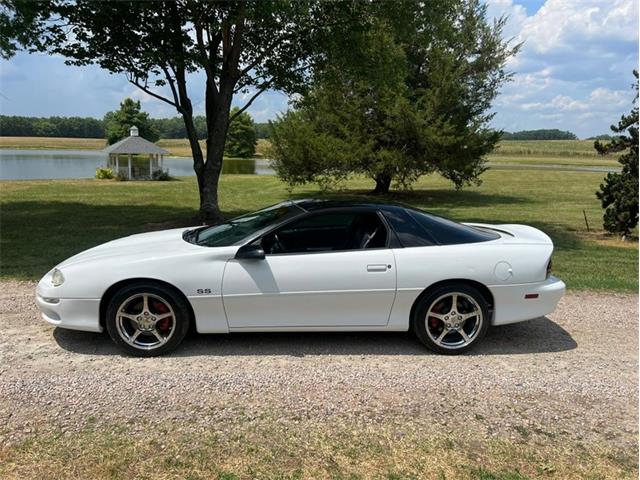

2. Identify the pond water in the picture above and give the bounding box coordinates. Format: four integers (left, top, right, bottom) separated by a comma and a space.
0, 149, 275, 180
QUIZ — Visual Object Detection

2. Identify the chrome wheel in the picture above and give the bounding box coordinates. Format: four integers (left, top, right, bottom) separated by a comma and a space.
115, 293, 176, 350
425, 292, 483, 350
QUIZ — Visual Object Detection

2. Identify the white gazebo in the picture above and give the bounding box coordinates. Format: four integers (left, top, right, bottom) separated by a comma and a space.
103, 126, 170, 180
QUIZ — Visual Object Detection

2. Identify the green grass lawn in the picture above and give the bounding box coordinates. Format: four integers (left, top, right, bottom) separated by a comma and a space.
0, 170, 636, 291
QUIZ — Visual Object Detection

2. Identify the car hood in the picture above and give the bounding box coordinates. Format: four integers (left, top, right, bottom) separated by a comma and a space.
57, 227, 202, 268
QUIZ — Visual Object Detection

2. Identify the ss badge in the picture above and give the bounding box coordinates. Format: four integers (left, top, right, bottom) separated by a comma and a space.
196, 288, 212, 294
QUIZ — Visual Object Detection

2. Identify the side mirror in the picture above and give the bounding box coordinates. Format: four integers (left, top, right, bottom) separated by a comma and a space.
235, 243, 265, 260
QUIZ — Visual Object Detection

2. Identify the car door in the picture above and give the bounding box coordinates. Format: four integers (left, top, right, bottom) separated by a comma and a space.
222, 210, 397, 329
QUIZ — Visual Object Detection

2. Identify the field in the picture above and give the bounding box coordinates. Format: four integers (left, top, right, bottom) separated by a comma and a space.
486, 139, 622, 168
0, 170, 636, 291
0, 136, 107, 150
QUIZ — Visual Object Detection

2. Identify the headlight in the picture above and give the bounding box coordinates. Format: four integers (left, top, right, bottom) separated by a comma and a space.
51, 268, 65, 287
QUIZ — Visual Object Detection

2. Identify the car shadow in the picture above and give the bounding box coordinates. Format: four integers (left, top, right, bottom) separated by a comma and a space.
52, 316, 576, 357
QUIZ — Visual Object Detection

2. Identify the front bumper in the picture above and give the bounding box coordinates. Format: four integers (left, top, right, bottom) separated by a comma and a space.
35, 291, 102, 333
489, 276, 566, 326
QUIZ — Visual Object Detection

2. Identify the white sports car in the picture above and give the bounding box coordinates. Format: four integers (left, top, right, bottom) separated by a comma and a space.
36, 199, 565, 356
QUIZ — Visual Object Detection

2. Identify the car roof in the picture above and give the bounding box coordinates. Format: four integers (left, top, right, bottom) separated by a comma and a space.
291, 198, 406, 213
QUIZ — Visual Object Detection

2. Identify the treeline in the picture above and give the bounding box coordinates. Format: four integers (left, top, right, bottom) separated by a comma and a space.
0, 115, 273, 140
4, 116, 598, 143
0, 115, 105, 138
501, 129, 578, 140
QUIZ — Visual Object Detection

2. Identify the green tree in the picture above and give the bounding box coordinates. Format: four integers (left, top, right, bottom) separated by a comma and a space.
502, 129, 578, 140
272, 1, 517, 194
3, 0, 364, 222
225, 107, 256, 158
103, 98, 159, 145
594, 70, 639, 237
254, 122, 271, 139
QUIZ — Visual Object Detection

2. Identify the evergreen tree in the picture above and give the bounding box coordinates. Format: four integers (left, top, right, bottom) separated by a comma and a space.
271, 1, 518, 193
225, 107, 257, 158
594, 70, 639, 237
103, 98, 159, 145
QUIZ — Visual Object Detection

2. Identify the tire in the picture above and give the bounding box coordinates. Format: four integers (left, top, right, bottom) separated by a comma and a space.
412, 284, 490, 355
105, 282, 191, 357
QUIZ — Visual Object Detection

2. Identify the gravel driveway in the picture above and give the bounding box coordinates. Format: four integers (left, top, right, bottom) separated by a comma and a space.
0, 280, 637, 475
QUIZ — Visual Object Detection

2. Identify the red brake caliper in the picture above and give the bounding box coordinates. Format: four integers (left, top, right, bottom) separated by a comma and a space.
429, 301, 446, 329
154, 301, 172, 333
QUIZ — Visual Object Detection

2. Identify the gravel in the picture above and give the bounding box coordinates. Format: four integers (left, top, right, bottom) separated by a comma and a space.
0, 280, 637, 451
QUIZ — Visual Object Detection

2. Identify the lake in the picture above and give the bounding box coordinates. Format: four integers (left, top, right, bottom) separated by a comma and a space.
0, 149, 275, 180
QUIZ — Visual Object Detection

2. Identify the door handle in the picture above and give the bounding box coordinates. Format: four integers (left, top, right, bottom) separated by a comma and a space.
367, 264, 389, 272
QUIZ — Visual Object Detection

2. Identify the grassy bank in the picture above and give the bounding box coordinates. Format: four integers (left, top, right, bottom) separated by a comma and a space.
0, 170, 636, 291
0, 421, 635, 479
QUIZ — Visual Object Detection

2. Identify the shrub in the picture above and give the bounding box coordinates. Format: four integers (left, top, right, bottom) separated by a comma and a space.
152, 168, 173, 181
115, 170, 128, 181
95, 167, 114, 179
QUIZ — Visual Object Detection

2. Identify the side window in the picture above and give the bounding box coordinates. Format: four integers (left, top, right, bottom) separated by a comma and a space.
382, 209, 435, 247
262, 212, 387, 254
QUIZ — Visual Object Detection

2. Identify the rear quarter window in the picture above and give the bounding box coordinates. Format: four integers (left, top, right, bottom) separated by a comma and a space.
381, 208, 436, 247
406, 210, 500, 245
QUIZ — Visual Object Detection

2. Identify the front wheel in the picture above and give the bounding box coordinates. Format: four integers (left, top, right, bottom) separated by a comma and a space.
413, 285, 489, 354
105, 283, 190, 357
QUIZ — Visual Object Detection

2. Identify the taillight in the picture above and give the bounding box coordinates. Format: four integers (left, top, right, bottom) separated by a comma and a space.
546, 258, 553, 278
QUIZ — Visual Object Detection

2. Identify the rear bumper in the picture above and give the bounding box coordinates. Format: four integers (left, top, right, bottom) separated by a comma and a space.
35, 291, 102, 333
489, 276, 566, 326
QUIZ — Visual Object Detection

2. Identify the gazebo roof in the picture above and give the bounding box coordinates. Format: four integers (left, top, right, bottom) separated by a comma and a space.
103, 126, 170, 155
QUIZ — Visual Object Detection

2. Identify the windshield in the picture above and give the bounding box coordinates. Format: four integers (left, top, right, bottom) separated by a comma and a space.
186, 201, 303, 247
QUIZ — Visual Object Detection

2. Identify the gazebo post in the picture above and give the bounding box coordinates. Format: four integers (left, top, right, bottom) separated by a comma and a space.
128, 154, 132, 179
160, 154, 164, 169
115, 154, 119, 173
149, 154, 153, 178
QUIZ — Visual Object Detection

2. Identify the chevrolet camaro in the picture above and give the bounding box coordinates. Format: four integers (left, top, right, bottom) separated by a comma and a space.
36, 199, 565, 356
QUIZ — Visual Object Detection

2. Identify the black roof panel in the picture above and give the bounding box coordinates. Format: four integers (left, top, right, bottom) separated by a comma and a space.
291, 198, 403, 212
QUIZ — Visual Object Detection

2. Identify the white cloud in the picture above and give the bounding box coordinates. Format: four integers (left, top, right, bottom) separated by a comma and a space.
488, 0, 638, 137
588, 87, 630, 107
517, 0, 638, 53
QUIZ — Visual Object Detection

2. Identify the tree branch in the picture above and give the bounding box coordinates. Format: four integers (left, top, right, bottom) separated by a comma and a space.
159, 64, 182, 112
127, 75, 177, 109
230, 80, 273, 122
195, 21, 219, 96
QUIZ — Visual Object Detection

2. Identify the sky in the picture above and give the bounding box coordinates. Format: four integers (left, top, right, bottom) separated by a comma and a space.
0, 0, 637, 138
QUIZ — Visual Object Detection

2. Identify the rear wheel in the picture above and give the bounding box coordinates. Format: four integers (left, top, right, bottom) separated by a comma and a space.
105, 283, 190, 357
413, 285, 489, 354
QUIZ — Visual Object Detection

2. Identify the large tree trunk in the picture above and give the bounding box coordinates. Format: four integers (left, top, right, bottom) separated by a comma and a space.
176, 6, 246, 224
176, 72, 228, 224
198, 81, 233, 224
372, 171, 392, 194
